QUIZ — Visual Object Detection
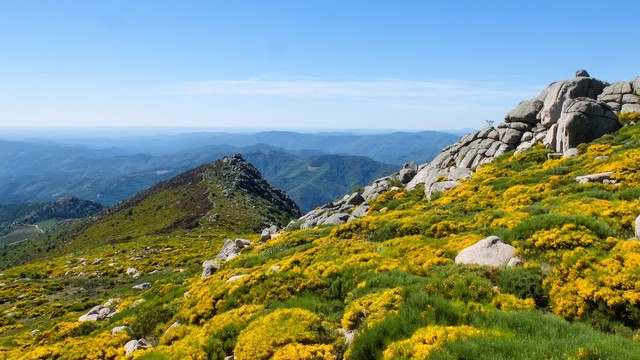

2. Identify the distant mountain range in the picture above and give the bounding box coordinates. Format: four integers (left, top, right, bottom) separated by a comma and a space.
0, 130, 456, 212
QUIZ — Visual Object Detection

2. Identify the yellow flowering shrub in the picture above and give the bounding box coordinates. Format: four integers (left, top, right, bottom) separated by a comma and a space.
234, 308, 332, 360
272, 343, 335, 360
382, 325, 496, 360
341, 287, 402, 330
490, 293, 536, 311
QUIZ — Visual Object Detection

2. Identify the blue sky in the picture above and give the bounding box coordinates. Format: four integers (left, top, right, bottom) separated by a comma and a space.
1, 1, 638, 131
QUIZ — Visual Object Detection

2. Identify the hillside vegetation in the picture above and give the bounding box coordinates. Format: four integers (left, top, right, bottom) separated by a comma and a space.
2, 119, 640, 359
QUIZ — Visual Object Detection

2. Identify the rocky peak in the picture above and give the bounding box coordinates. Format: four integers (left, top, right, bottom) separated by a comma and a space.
407, 70, 629, 190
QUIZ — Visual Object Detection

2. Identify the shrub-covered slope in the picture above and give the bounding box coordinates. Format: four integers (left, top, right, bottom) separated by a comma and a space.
2, 122, 640, 359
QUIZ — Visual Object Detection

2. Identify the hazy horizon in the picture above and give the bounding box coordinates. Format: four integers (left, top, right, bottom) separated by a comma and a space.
2, 1, 639, 131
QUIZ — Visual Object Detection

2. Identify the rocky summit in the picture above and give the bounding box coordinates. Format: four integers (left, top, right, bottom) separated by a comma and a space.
295, 71, 639, 230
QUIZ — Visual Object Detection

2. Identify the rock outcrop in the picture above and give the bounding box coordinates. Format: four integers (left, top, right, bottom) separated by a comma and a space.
78, 298, 120, 322
455, 236, 516, 267
406, 71, 624, 193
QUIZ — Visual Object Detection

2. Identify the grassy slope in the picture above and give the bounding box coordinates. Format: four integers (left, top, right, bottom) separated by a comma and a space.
1, 124, 640, 358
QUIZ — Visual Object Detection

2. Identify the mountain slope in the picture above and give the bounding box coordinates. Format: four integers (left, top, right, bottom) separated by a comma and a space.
0, 154, 300, 267
0, 141, 398, 212
1, 122, 640, 358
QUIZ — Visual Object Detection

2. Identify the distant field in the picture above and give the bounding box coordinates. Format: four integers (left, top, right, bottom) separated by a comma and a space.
0, 225, 41, 245
0, 220, 60, 246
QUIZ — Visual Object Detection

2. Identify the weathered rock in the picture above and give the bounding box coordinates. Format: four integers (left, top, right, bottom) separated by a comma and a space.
575, 172, 613, 184
78, 313, 100, 322
201, 263, 222, 279
576, 69, 590, 77
30, 329, 40, 337
337, 328, 357, 345
555, 98, 620, 153
260, 228, 271, 242
507, 257, 523, 267
126, 267, 139, 277
397, 168, 417, 183
164, 321, 181, 334
124, 339, 152, 356
111, 326, 129, 335
537, 76, 607, 127
322, 212, 350, 226
132, 282, 152, 291
214, 238, 251, 262
226, 274, 247, 283
351, 203, 370, 218
622, 103, 640, 113
455, 236, 516, 267
407, 165, 473, 191
635, 215, 640, 239
563, 148, 579, 158
505, 99, 543, 124
427, 181, 462, 201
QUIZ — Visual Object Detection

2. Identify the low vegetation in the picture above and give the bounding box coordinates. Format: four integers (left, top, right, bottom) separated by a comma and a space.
1, 118, 640, 358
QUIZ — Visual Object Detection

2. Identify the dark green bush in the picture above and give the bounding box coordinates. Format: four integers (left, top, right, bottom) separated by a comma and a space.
496, 267, 548, 308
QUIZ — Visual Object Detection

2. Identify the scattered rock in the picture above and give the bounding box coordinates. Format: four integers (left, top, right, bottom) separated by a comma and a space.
124, 339, 152, 356
111, 326, 129, 335
226, 274, 247, 283
260, 228, 271, 242
132, 299, 145, 307
30, 329, 40, 337
214, 239, 252, 262
635, 215, 640, 239
132, 282, 152, 291
164, 321, 181, 335
575, 172, 613, 184
201, 263, 222, 279
91, 258, 103, 265
455, 236, 516, 267
270, 265, 281, 272
507, 257, 523, 267
126, 267, 139, 277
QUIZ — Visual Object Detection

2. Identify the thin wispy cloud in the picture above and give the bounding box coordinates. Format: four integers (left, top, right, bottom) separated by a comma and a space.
168, 78, 540, 99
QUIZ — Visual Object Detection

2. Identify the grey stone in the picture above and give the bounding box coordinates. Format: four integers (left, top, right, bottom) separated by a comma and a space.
498, 128, 522, 144
633, 76, 640, 94
322, 212, 350, 226
30, 329, 40, 337
126, 267, 138, 277
455, 236, 516, 267
622, 104, 640, 113
351, 204, 370, 218
260, 228, 271, 242
345, 192, 365, 207
622, 94, 640, 104
635, 215, 640, 239
505, 99, 543, 124
124, 339, 152, 356
398, 168, 417, 183
556, 98, 621, 153
132, 282, 151, 291
575, 172, 613, 184
111, 326, 129, 335
201, 264, 222, 279
226, 274, 247, 283
98, 307, 112, 319
215, 239, 250, 262
507, 257, 523, 267
427, 181, 462, 201
537, 77, 607, 127
563, 148, 579, 158
576, 69, 590, 77
164, 321, 181, 335
79, 314, 100, 322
